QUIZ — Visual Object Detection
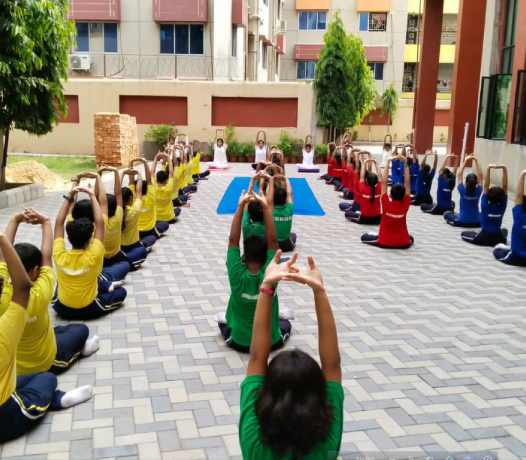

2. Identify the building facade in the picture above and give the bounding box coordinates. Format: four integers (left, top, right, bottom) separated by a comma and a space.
66, 0, 284, 82
474, 0, 526, 189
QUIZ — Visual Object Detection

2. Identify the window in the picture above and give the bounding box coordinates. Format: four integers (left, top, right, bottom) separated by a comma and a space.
368, 62, 384, 80
501, 0, 518, 74
262, 43, 267, 69
297, 60, 316, 80
75, 22, 118, 53
104, 23, 117, 53
298, 11, 326, 30
75, 23, 89, 52
359, 12, 387, 32
160, 24, 204, 55
512, 70, 526, 145
232, 25, 237, 57
477, 74, 513, 140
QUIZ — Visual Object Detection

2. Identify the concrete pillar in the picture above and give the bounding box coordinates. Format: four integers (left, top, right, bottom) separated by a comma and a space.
212, 0, 233, 80
507, 0, 526, 142
413, 0, 444, 154
447, 0, 487, 156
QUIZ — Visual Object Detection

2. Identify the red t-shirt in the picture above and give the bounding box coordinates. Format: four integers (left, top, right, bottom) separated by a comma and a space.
378, 194, 411, 247
342, 165, 354, 190
357, 181, 381, 217
328, 158, 336, 176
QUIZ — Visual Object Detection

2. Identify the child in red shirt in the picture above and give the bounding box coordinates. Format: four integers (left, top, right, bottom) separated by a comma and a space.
346, 159, 382, 225
361, 157, 414, 249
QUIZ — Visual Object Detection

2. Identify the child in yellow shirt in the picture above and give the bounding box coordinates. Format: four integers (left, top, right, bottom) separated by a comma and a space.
1, 209, 99, 375
121, 170, 154, 268
153, 152, 177, 224
0, 233, 92, 443
53, 186, 127, 320
132, 158, 169, 240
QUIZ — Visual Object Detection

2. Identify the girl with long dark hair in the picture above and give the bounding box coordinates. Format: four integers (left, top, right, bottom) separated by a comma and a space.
240, 252, 342, 459
345, 159, 382, 225
421, 154, 458, 215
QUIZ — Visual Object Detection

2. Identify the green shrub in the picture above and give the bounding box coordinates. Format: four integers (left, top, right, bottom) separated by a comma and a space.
278, 131, 303, 158
144, 125, 176, 148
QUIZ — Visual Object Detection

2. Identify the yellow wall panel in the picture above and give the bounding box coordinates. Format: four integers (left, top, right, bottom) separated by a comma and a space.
356, 0, 391, 12
295, 0, 331, 10
404, 44, 456, 63
407, 0, 459, 14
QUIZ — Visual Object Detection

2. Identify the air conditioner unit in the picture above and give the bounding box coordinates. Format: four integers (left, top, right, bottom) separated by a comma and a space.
70, 54, 91, 71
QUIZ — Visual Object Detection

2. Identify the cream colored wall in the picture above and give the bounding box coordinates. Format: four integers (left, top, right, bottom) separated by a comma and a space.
10, 79, 316, 156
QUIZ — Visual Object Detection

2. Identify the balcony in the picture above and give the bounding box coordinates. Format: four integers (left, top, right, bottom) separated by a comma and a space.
404, 44, 455, 64
406, 29, 457, 45
68, 53, 244, 80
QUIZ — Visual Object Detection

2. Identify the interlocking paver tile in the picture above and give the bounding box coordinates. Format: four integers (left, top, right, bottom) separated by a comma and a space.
0, 163, 525, 459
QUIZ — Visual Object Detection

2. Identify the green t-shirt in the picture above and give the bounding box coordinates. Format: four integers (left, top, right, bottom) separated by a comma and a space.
239, 375, 344, 459
242, 211, 266, 240
272, 204, 293, 242
226, 247, 281, 347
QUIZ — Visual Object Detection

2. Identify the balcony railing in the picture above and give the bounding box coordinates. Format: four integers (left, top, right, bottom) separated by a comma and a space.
405, 29, 457, 45
68, 53, 245, 80
402, 80, 452, 93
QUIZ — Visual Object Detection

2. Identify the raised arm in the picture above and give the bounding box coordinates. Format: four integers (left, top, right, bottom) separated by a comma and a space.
24, 209, 52, 268
247, 252, 298, 376
484, 165, 494, 193
284, 257, 341, 382
54, 189, 76, 240
472, 157, 483, 184
430, 151, 438, 171
516, 170, 526, 205
441, 154, 458, 171
265, 175, 275, 207
228, 193, 252, 248
5, 212, 25, 245
100, 167, 122, 207
285, 177, 293, 204
132, 158, 152, 184
458, 155, 472, 183
404, 160, 411, 195
259, 193, 278, 251
0, 234, 31, 306
500, 166, 508, 192
382, 159, 391, 195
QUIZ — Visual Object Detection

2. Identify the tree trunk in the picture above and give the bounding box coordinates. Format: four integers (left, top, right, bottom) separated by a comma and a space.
0, 128, 9, 191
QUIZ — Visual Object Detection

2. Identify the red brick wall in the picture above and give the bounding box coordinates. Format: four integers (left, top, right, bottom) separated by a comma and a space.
119, 96, 188, 125
212, 97, 298, 127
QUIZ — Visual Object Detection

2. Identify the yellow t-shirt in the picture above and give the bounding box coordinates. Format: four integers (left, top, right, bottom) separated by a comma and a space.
0, 264, 57, 375
122, 198, 142, 247
53, 238, 105, 309
192, 154, 200, 175
0, 302, 27, 405
103, 207, 123, 258
138, 186, 157, 232
172, 166, 183, 200
155, 179, 175, 222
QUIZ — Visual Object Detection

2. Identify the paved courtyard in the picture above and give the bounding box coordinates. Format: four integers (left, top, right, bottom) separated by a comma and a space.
0, 163, 525, 460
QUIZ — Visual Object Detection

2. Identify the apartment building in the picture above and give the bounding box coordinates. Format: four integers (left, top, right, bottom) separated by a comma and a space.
67, 0, 284, 81
280, 0, 459, 94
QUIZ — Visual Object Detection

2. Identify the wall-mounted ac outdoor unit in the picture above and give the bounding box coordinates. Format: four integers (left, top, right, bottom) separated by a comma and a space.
70, 54, 91, 71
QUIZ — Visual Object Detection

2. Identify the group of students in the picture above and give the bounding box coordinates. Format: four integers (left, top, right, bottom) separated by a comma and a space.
0, 140, 208, 442
319, 135, 526, 265
210, 155, 344, 458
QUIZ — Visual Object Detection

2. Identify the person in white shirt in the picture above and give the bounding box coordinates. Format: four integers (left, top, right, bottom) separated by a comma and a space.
210, 137, 229, 170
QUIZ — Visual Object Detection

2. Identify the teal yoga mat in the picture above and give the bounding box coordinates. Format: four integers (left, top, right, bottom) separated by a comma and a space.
216, 177, 325, 216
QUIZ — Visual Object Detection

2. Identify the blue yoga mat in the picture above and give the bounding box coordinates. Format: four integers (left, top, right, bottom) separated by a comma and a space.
216, 177, 325, 216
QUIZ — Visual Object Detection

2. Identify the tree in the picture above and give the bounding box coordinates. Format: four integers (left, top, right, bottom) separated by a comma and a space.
314, 12, 376, 142
0, 0, 74, 188
380, 84, 398, 134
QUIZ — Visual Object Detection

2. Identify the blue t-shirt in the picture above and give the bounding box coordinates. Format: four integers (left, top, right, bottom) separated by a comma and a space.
511, 204, 526, 258
480, 193, 507, 234
436, 174, 455, 209
416, 168, 435, 199
409, 163, 420, 194
458, 183, 482, 224
391, 160, 404, 186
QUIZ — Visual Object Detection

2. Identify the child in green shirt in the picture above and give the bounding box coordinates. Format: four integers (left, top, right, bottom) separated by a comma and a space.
239, 253, 343, 459
272, 176, 296, 252
217, 190, 292, 352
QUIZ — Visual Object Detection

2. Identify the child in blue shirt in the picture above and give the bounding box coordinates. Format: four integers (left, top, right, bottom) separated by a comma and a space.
494, 170, 526, 267
421, 155, 457, 215
462, 165, 508, 246
412, 151, 437, 206
444, 156, 483, 227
